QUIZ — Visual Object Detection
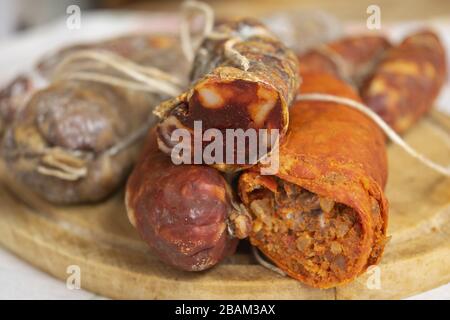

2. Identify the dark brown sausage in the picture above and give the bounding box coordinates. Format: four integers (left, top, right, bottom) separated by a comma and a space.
125, 129, 250, 271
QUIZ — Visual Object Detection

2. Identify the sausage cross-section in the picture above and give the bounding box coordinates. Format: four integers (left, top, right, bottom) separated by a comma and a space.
239, 73, 389, 288
156, 18, 300, 172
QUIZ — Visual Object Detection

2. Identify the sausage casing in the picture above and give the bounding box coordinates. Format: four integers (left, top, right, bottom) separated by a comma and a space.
239, 73, 389, 288
361, 30, 447, 133
126, 129, 247, 271
156, 18, 300, 172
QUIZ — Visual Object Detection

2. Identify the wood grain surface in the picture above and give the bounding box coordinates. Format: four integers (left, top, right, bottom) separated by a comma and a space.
0, 110, 448, 300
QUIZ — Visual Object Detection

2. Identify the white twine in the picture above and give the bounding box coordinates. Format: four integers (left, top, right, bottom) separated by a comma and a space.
223, 37, 250, 71
105, 121, 152, 157
54, 50, 183, 97
251, 247, 286, 277
62, 72, 165, 93
180, 0, 215, 62
296, 93, 450, 177
34, 42, 187, 181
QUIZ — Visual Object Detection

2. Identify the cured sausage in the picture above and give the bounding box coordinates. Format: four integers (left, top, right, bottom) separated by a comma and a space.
238, 73, 389, 288
125, 129, 250, 271
0, 34, 188, 204
361, 30, 447, 133
298, 34, 391, 87
156, 18, 300, 172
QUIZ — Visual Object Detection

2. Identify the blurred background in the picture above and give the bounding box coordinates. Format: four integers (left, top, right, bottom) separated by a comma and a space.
0, 0, 449, 300
1, 0, 450, 40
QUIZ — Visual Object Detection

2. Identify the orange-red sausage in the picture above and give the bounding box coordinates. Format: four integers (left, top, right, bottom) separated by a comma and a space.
239, 73, 388, 288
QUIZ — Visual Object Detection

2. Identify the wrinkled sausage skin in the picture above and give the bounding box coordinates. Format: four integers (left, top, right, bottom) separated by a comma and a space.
0, 34, 189, 204
2, 81, 143, 203
126, 130, 240, 271
0, 76, 31, 136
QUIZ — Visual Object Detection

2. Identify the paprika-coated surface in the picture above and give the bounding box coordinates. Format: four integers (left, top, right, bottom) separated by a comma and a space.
239, 73, 389, 288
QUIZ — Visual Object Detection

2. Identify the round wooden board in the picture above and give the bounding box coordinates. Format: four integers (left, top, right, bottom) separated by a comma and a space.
0, 111, 449, 300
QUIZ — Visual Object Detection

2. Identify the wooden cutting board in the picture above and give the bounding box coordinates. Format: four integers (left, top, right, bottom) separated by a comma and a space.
0, 110, 449, 300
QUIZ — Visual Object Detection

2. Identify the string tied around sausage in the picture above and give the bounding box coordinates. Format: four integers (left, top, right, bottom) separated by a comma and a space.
296, 93, 450, 177
34, 47, 186, 181
255, 91, 450, 277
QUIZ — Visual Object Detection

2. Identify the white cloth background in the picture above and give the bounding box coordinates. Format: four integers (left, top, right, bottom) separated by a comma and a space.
0, 12, 448, 300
